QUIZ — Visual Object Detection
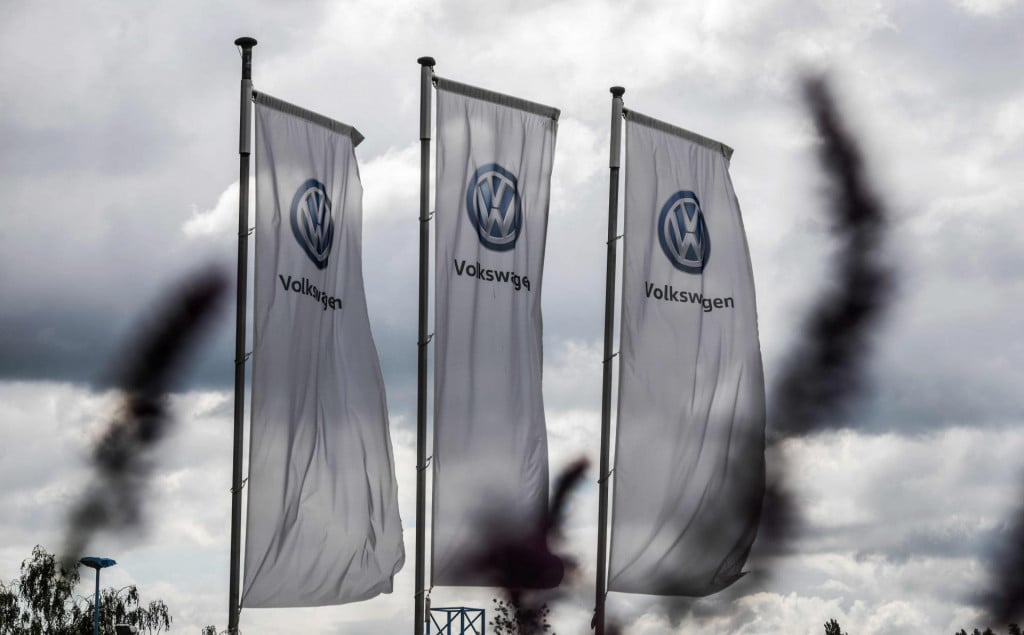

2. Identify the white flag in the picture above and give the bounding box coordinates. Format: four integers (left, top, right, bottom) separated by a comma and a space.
431, 78, 559, 587
608, 111, 766, 596
243, 92, 404, 607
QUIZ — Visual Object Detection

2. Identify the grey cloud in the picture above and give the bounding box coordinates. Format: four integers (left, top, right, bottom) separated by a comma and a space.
0, 2, 343, 388
874, 1, 1024, 102
185, 391, 233, 420
857, 374, 1024, 435
0, 87, 181, 177
0, 1, 1022, 630
0, 311, 120, 383
367, 319, 419, 429
763, 517, 1006, 569
855, 523, 1001, 565
1, 0, 1017, 438
0, 304, 234, 390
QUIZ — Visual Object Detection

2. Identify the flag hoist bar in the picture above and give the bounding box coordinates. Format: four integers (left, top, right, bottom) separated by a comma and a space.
414, 54, 435, 635
229, 36, 257, 635
594, 86, 625, 635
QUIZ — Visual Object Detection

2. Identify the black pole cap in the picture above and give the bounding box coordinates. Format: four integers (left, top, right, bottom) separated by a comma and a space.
234, 37, 257, 48
610, 86, 625, 97
417, 56, 436, 67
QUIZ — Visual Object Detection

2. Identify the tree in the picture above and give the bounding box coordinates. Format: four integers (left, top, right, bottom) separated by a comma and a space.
0, 545, 86, 634
90, 586, 171, 635
0, 546, 172, 635
824, 618, 847, 635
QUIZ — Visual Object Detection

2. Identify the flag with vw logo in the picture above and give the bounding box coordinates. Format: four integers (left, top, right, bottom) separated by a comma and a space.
608, 111, 766, 596
432, 77, 559, 587
243, 92, 405, 607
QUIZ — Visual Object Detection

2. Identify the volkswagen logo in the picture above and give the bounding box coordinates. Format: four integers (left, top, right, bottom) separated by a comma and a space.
290, 179, 334, 269
466, 163, 522, 252
657, 190, 710, 274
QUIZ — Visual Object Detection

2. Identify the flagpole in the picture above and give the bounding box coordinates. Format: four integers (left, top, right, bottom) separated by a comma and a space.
594, 85, 624, 635
228, 35, 256, 635
414, 54, 435, 635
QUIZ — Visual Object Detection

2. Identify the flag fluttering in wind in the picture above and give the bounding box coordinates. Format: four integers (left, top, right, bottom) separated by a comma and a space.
608, 111, 766, 596
242, 92, 405, 608
430, 77, 560, 588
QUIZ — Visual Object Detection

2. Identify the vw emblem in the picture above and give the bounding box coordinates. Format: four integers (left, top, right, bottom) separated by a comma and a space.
290, 179, 334, 269
657, 190, 711, 274
466, 163, 522, 251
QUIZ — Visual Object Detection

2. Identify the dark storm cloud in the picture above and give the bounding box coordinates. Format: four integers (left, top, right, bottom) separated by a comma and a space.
0, 0, 425, 394
360, 215, 421, 422
0, 1, 341, 389
0, 305, 234, 390
0, 127, 237, 388
0, 311, 122, 383
856, 375, 1024, 435
367, 319, 419, 425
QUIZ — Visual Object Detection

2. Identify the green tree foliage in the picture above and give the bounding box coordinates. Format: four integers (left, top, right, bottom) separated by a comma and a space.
92, 586, 170, 635
824, 619, 1023, 635
200, 627, 217, 635
0, 546, 171, 635
0, 546, 86, 634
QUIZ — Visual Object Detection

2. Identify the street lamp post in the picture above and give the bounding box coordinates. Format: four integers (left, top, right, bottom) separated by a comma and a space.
79, 556, 116, 635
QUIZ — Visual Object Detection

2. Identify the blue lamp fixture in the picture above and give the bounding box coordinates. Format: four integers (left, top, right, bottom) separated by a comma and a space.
79, 556, 117, 635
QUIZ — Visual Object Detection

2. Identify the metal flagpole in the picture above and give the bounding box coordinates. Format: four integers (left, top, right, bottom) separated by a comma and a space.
229, 35, 256, 635
594, 85, 625, 635
414, 55, 436, 635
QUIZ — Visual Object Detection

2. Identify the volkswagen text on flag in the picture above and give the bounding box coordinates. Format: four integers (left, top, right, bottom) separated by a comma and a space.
431, 78, 559, 587
243, 92, 404, 607
608, 111, 766, 596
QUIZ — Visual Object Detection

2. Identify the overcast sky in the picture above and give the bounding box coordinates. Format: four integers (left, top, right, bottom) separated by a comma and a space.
2, 1, 1023, 633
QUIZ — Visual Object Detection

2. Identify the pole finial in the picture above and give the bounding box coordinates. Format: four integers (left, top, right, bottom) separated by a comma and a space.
234, 36, 257, 48
610, 86, 625, 97
417, 56, 436, 67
